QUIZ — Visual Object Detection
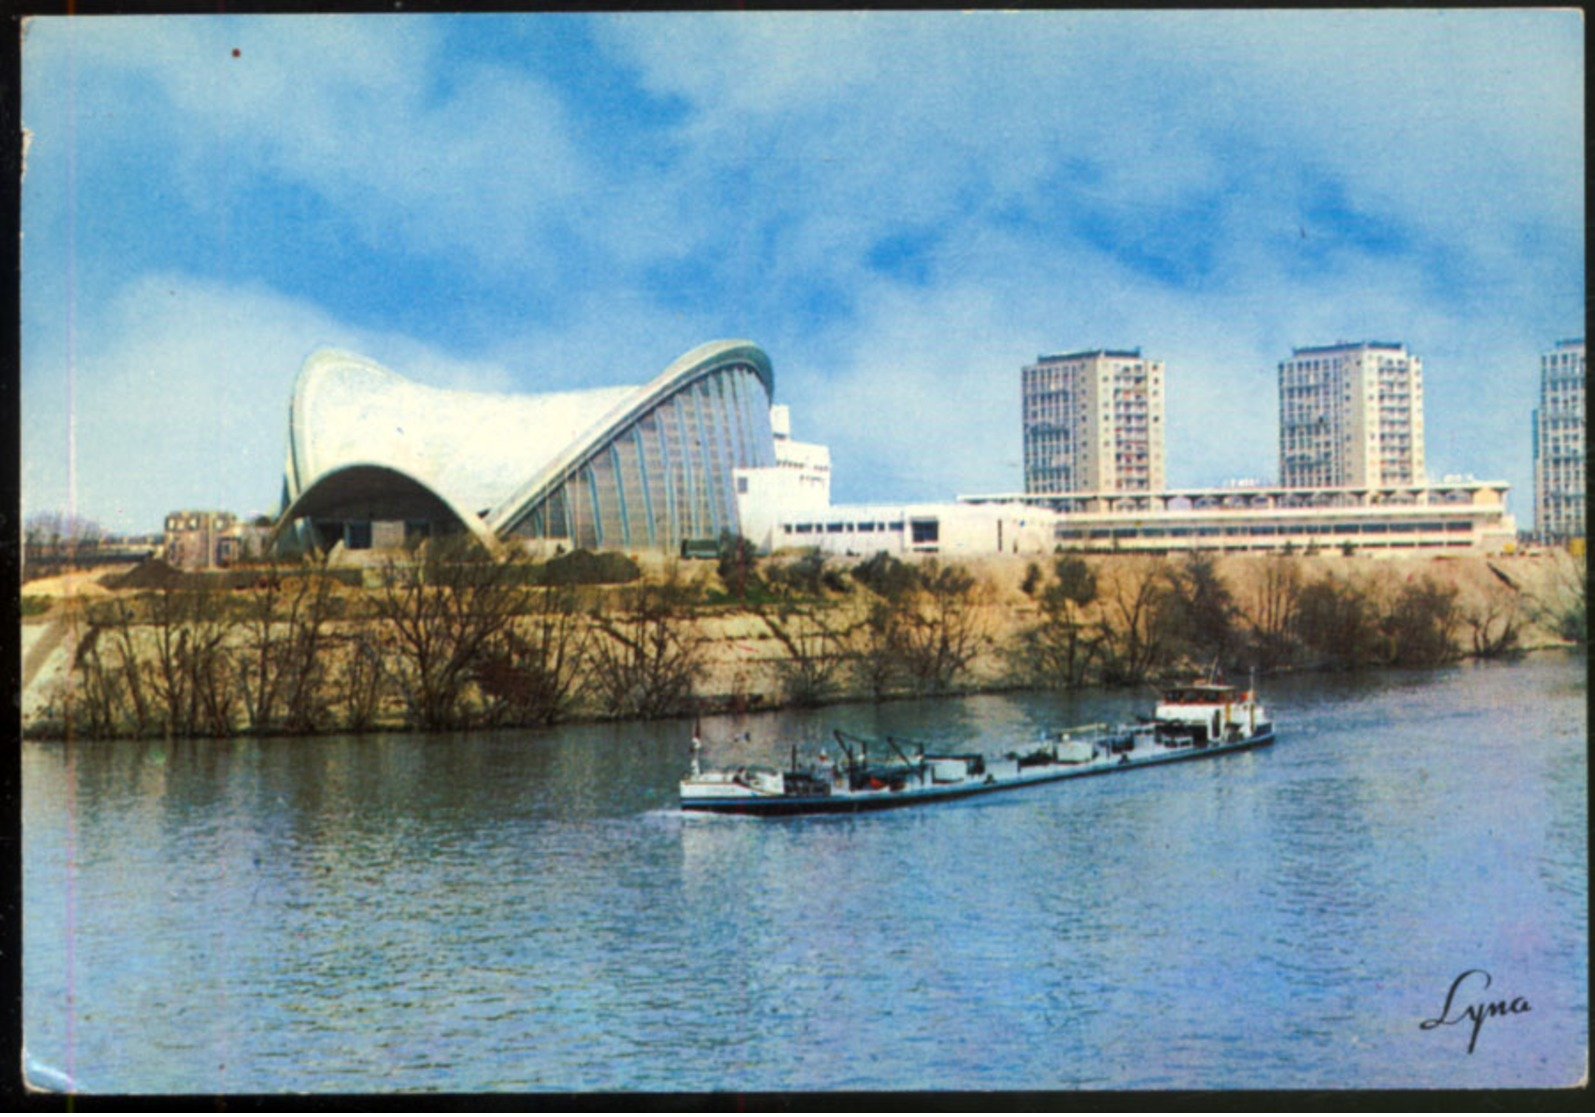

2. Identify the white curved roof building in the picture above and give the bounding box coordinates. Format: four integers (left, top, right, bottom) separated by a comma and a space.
277, 340, 776, 553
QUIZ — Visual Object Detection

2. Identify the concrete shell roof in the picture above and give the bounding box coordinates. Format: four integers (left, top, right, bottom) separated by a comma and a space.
280, 341, 773, 544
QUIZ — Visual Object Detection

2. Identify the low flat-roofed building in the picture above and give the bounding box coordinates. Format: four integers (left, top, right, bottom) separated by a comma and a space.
961, 480, 1516, 554
738, 496, 1061, 557
164, 511, 274, 569
736, 408, 1059, 556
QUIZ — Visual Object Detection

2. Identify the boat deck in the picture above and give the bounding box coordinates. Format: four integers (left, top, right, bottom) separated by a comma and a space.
680, 727, 1275, 815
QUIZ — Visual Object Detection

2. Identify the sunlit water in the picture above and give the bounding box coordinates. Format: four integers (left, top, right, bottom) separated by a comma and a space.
23, 653, 1586, 1093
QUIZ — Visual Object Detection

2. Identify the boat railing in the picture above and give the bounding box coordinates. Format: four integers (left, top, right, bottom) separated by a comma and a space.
1052, 723, 1113, 740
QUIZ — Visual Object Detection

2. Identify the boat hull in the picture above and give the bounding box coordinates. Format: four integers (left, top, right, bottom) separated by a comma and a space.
679, 728, 1275, 816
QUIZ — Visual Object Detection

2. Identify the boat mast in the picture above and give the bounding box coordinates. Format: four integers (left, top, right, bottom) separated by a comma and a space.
885, 737, 918, 768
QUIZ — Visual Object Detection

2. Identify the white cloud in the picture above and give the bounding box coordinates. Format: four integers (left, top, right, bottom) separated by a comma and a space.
19, 12, 1582, 534
19, 269, 773, 533
601, 10, 1582, 286
27, 16, 594, 275
21, 273, 527, 532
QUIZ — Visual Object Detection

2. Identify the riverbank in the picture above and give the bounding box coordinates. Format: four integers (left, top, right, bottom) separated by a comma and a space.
19, 548, 1586, 740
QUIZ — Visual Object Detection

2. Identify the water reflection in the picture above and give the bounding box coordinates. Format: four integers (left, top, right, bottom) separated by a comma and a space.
23, 652, 1587, 1092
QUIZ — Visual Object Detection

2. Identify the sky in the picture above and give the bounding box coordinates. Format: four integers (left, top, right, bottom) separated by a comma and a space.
19, 10, 1585, 535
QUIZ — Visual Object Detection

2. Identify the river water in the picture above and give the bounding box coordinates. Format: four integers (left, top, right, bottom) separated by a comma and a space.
22, 652, 1587, 1094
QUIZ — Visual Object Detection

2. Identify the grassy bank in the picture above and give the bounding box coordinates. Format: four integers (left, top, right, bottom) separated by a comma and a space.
21, 545, 1586, 741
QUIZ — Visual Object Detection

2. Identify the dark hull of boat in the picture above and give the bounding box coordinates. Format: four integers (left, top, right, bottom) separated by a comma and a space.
680, 729, 1275, 816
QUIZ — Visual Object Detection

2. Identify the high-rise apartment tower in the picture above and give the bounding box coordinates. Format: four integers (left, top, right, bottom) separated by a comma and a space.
1278, 341, 1424, 488
1022, 348, 1165, 494
1533, 338, 1585, 542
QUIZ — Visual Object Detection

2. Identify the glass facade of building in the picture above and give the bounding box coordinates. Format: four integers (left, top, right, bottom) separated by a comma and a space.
504, 360, 775, 551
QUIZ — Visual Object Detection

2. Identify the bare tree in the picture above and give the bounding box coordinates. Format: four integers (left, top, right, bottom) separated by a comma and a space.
757, 602, 848, 707
587, 573, 705, 719
844, 558, 987, 697
890, 560, 988, 694
80, 596, 152, 736
145, 586, 192, 734
127, 580, 239, 737
1464, 583, 1523, 658
275, 561, 340, 733
1242, 555, 1303, 666
473, 585, 592, 726
1290, 571, 1381, 669
1012, 555, 1101, 689
235, 566, 287, 731
373, 539, 530, 730
24, 511, 106, 567
1534, 552, 1588, 646
848, 598, 905, 700
1378, 576, 1460, 668
1158, 553, 1241, 672
335, 629, 389, 734
71, 619, 129, 738
1095, 557, 1173, 686
187, 588, 239, 737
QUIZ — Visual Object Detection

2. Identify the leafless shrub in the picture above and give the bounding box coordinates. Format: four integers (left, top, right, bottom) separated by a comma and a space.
372, 539, 530, 730
846, 558, 987, 697
758, 603, 848, 707
1464, 584, 1523, 658
890, 560, 988, 694
1095, 557, 1174, 686
587, 574, 705, 719
335, 630, 390, 734
473, 585, 592, 726
1011, 555, 1102, 689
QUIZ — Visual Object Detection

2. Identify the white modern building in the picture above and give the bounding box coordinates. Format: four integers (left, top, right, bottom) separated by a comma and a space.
1022, 348, 1166, 495
735, 410, 1060, 557
1279, 341, 1425, 488
274, 340, 777, 555
739, 498, 1062, 558
732, 403, 832, 541
1532, 338, 1585, 543
962, 480, 1517, 554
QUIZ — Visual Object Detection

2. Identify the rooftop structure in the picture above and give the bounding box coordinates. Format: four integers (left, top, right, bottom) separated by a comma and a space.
1533, 338, 1585, 543
275, 340, 776, 555
1022, 348, 1166, 496
734, 405, 832, 552
1278, 341, 1424, 488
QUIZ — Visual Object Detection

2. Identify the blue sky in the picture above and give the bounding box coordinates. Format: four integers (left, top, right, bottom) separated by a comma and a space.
21, 11, 1585, 534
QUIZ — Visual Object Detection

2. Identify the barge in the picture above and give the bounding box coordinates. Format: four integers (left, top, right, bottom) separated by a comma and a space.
679, 682, 1275, 816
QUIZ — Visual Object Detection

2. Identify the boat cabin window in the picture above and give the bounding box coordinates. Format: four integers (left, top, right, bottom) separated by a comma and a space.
1164, 687, 1240, 704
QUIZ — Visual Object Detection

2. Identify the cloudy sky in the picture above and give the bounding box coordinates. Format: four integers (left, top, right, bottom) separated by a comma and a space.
21, 10, 1584, 534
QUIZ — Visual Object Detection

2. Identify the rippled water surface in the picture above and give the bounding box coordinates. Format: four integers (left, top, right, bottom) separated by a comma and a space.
23, 653, 1587, 1093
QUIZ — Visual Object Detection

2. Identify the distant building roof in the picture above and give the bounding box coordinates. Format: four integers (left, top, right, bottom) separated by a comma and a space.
1289, 341, 1407, 356
1033, 348, 1144, 363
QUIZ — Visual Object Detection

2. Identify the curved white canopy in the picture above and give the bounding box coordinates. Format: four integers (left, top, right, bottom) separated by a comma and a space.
276, 341, 774, 551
